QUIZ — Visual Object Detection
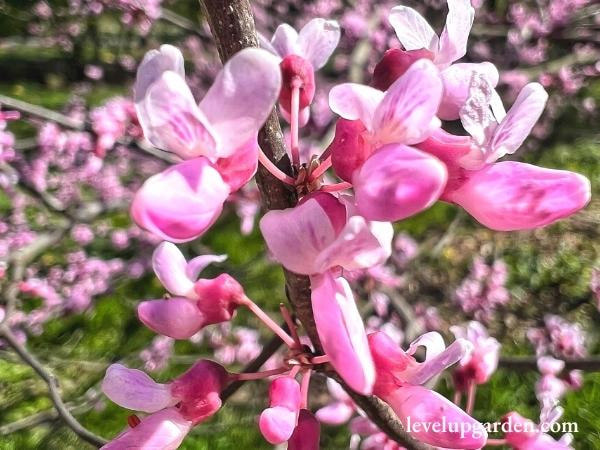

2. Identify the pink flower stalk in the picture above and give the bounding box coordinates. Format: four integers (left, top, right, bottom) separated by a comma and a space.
368, 331, 488, 449
132, 45, 281, 241
315, 379, 356, 425
384, 0, 500, 120
263, 18, 341, 126
416, 76, 590, 231
137, 242, 245, 339
502, 410, 574, 450
101, 360, 230, 448
327, 59, 448, 221
450, 321, 500, 392
259, 376, 302, 444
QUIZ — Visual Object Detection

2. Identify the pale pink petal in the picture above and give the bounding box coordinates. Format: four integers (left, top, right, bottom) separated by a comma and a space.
538, 356, 565, 375
315, 401, 355, 425
354, 144, 447, 222
384, 385, 487, 449
215, 138, 259, 192
152, 242, 194, 297
310, 273, 375, 395
258, 32, 280, 57
101, 407, 191, 450
260, 406, 298, 444
440, 62, 499, 121
328, 84, 384, 130
271, 23, 300, 57
327, 378, 352, 402
143, 71, 218, 160
449, 161, 591, 231
458, 70, 496, 146
298, 18, 341, 69
134, 45, 185, 104
403, 338, 473, 385
185, 254, 227, 281
102, 364, 176, 413
259, 199, 336, 275
131, 158, 230, 243
490, 82, 548, 160
315, 216, 393, 272
288, 409, 320, 450
437, 0, 475, 67
137, 297, 204, 339
389, 6, 439, 53
373, 59, 442, 145
199, 48, 281, 157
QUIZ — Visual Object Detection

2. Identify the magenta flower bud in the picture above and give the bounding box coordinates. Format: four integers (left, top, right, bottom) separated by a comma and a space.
259, 376, 302, 444
170, 360, 230, 424
328, 119, 371, 182
193, 274, 245, 325
371, 48, 435, 91
288, 409, 320, 450
279, 54, 316, 112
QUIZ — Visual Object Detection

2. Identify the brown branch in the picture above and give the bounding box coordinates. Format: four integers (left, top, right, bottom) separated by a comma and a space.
200, 1, 432, 449
0, 326, 107, 447
499, 356, 600, 372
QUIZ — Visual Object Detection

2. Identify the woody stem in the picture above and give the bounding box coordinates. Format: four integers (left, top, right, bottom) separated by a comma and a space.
280, 303, 301, 348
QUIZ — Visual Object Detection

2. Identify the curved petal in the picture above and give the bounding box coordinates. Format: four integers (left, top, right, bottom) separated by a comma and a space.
131, 158, 230, 243
271, 23, 299, 57
152, 242, 194, 297
404, 337, 473, 385
102, 364, 176, 413
199, 48, 281, 157
383, 385, 487, 449
437, 0, 475, 67
134, 45, 185, 104
449, 161, 591, 231
137, 297, 205, 339
315, 216, 393, 272
310, 273, 375, 395
101, 407, 191, 450
298, 18, 341, 69
315, 402, 355, 425
185, 254, 227, 281
373, 59, 443, 145
143, 71, 218, 160
259, 199, 336, 275
441, 62, 499, 121
260, 406, 298, 444
328, 84, 384, 130
288, 409, 321, 450
490, 83, 548, 160
354, 144, 447, 222
389, 6, 439, 53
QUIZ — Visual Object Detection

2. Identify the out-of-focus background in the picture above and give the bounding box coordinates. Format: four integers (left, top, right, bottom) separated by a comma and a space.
0, 0, 598, 449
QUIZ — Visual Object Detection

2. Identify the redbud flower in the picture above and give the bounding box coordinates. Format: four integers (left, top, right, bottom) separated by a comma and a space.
315, 379, 356, 425
368, 331, 487, 449
288, 409, 321, 450
502, 410, 573, 450
259, 376, 302, 444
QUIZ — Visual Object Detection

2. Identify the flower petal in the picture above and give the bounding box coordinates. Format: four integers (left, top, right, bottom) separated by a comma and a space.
271, 23, 300, 57
134, 45, 185, 104
185, 254, 227, 282
389, 6, 439, 53
298, 18, 341, 69
152, 242, 195, 297
102, 364, 176, 413
101, 407, 191, 450
315, 401, 355, 425
143, 71, 218, 160
288, 410, 321, 450
373, 59, 442, 145
449, 161, 591, 231
260, 406, 298, 444
131, 158, 230, 243
137, 297, 205, 339
199, 48, 281, 157
259, 199, 336, 275
354, 144, 447, 222
490, 82, 548, 160
310, 273, 375, 395
329, 84, 384, 131
437, 0, 475, 67
214, 138, 259, 192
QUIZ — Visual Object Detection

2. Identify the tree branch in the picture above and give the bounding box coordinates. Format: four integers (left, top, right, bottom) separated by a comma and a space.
200, 1, 432, 448
499, 356, 600, 372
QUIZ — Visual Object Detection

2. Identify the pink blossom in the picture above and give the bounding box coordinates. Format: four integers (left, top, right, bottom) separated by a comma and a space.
315, 379, 356, 425
259, 376, 302, 444
288, 409, 321, 450
502, 410, 573, 450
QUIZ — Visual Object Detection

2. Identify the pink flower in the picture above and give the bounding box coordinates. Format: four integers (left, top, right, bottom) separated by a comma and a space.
503, 411, 574, 450
450, 321, 500, 391
368, 331, 487, 449
327, 60, 448, 221
263, 19, 341, 126
137, 242, 244, 339
416, 77, 590, 231
101, 360, 230, 449
288, 409, 321, 450
259, 376, 302, 444
315, 379, 356, 425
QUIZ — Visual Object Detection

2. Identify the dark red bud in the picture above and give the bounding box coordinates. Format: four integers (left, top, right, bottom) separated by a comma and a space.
279, 54, 316, 113
371, 48, 435, 91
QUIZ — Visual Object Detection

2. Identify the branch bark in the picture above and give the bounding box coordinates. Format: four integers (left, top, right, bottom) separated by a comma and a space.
200, 1, 432, 448
499, 356, 600, 372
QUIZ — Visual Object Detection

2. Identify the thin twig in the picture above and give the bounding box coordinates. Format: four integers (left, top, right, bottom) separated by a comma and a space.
499, 356, 600, 372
